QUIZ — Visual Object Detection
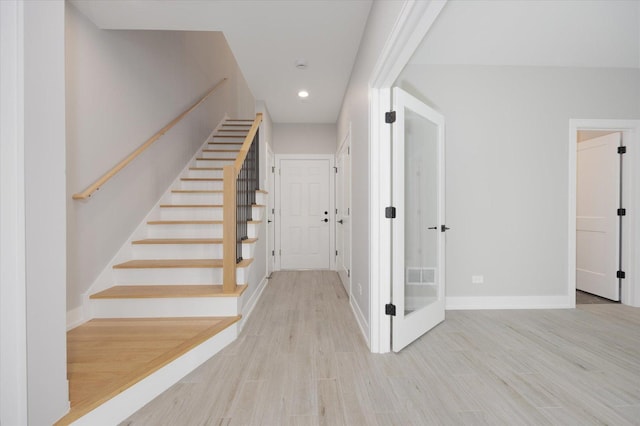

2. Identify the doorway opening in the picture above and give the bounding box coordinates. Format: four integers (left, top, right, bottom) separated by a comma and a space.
569, 120, 640, 308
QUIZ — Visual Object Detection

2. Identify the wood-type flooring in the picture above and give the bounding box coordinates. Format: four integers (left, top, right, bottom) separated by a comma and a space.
122, 271, 640, 425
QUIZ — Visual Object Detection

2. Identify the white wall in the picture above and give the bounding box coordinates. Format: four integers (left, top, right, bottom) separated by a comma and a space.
66, 2, 255, 311
397, 64, 640, 300
256, 100, 274, 189
23, 1, 69, 424
272, 123, 337, 154
336, 0, 406, 344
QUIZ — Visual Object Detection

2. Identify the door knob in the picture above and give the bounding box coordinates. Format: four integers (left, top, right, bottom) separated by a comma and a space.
321, 218, 328, 223
428, 226, 437, 230
338, 220, 344, 224
268, 220, 272, 223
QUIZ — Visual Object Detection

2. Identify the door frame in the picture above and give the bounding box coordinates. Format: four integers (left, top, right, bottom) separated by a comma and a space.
336, 126, 352, 295
274, 154, 336, 271
569, 119, 640, 307
368, 0, 448, 353
266, 144, 275, 276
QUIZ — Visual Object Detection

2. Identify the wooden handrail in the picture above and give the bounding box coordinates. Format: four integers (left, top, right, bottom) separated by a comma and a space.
72, 78, 228, 200
222, 113, 262, 293
233, 113, 262, 176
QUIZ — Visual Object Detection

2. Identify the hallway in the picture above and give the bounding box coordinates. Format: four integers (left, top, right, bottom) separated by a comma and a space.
123, 271, 640, 425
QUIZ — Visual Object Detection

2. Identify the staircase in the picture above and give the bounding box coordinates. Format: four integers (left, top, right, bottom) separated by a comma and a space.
60, 117, 266, 425
89, 118, 263, 318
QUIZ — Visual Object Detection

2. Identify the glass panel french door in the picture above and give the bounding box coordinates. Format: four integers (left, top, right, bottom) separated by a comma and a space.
391, 87, 446, 352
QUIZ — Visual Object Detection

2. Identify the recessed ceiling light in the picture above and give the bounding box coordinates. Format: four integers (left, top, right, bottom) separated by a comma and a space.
295, 59, 308, 70
298, 90, 309, 98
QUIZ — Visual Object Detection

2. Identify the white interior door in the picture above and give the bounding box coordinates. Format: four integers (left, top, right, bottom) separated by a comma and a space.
577, 132, 621, 301
279, 158, 332, 269
336, 140, 351, 292
391, 87, 446, 352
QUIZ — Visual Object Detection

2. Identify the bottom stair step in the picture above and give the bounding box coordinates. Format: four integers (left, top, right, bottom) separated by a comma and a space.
56, 316, 240, 425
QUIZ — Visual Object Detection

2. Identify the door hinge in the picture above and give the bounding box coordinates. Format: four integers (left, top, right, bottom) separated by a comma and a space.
617, 270, 626, 279
271, 166, 275, 173
348, 146, 350, 155
385, 303, 396, 316
385, 111, 396, 124
385, 206, 396, 219
618, 208, 626, 216
348, 269, 350, 278
335, 250, 338, 256
272, 250, 275, 256
335, 167, 338, 174
618, 146, 627, 154
272, 208, 275, 214
441, 225, 450, 232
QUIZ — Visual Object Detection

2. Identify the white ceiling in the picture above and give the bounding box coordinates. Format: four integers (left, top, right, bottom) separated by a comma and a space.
70, 0, 373, 124
410, 0, 640, 68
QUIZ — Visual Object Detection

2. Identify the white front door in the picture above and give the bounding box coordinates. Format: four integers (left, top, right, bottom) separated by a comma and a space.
391, 87, 446, 352
279, 158, 332, 270
577, 132, 622, 301
336, 139, 351, 292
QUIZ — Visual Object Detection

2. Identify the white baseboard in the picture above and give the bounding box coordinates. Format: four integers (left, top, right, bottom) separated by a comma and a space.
239, 276, 268, 331
70, 324, 237, 426
66, 306, 85, 330
350, 298, 370, 349
445, 295, 571, 310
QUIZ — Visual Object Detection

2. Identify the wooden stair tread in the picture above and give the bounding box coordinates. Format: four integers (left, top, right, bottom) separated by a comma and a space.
113, 258, 253, 269
148, 220, 222, 224
189, 167, 223, 171
180, 178, 223, 181
211, 135, 246, 139
171, 190, 222, 194
132, 238, 258, 245
90, 284, 248, 299
195, 157, 235, 161
160, 204, 223, 208
148, 219, 261, 225
56, 316, 240, 425
209, 141, 244, 145
202, 149, 240, 152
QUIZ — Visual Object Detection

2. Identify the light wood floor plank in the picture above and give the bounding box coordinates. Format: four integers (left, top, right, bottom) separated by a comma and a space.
122, 271, 640, 425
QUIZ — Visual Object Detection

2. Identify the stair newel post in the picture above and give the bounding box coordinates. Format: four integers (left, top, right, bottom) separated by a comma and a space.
223, 165, 237, 293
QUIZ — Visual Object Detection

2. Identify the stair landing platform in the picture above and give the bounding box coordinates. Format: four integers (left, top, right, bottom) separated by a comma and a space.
55, 316, 240, 425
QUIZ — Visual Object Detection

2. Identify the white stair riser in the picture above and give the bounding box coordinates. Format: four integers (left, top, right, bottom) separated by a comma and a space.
114, 266, 248, 285
208, 143, 243, 150
195, 159, 235, 168
160, 207, 222, 221
146, 223, 258, 239
90, 297, 241, 318
180, 180, 223, 190
171, 193, 223, 204
200, 151, 238, 159
256, 193, 267, 206
131, 242, 255, 260
187, 169, 224, 179
159, 206, 261, 222
147, 223, 222, 238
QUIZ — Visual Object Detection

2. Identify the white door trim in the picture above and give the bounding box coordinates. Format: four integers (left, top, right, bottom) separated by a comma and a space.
569, 119, 640, 307
336, 126, 351, 294
368, 0, 448, 353
266, 144, 275, 276
274, 154, 336, 271
0, 0, 29, 422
